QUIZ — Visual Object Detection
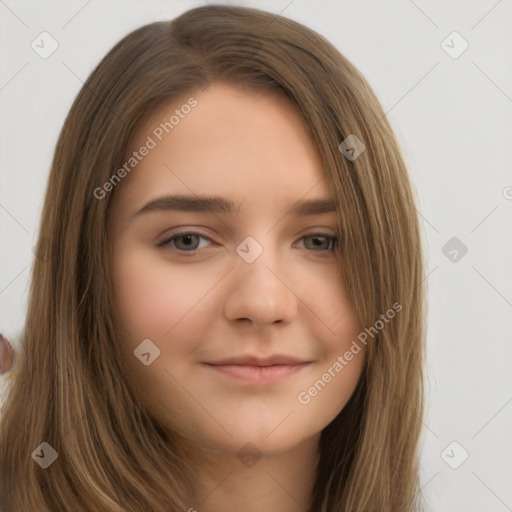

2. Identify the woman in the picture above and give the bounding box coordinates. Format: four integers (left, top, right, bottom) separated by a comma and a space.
0, 5, 427, 511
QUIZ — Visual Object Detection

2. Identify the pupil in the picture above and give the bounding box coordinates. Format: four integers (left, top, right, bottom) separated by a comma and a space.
179, 234, 197, 249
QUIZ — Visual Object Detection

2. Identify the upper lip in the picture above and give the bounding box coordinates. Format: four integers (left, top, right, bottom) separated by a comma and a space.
204, 354, 310, 367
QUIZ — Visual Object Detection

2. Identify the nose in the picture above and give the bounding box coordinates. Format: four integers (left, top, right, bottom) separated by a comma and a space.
223, 241, 298, 327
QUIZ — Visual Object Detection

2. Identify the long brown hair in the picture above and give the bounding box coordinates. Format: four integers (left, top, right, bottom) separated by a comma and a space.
0, 5, 427, 511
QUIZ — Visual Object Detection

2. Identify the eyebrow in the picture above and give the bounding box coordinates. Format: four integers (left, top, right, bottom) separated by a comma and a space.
132, 194, 337, 219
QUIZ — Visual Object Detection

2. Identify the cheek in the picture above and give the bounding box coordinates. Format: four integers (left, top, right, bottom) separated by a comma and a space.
110, 250, 213, 415
112, 250, 205, 342
297, 350, 365, 431
298, 274, 365, 410
303, 269, 362, 352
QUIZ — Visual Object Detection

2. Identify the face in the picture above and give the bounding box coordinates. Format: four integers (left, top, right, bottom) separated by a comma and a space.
107, 83, 366, 458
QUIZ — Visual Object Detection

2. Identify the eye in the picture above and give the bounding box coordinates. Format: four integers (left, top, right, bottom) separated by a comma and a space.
156, 230, 338, 255
156, 231, 212, 252
298, 234, 338, 252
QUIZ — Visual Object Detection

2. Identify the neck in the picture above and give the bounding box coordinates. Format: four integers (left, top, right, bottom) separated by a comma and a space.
186, 434, 320, 512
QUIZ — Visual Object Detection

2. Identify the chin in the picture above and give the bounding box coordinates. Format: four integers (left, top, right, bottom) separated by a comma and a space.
193, 420, 320, 460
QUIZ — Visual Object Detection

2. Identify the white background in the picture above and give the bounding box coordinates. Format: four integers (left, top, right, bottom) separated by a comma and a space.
1, 1, 511, 510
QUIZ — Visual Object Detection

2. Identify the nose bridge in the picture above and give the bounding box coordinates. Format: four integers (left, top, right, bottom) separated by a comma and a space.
236, 234, 280, 286
223, 233, 297, 325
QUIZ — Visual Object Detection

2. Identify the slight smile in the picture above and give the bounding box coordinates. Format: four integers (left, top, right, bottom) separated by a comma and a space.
203, 357, 313, 385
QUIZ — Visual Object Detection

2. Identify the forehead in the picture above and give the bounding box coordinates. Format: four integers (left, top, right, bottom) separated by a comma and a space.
110, 83, 335, 218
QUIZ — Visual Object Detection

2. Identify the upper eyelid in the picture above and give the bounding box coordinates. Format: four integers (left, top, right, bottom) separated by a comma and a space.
158, 227, 338, 240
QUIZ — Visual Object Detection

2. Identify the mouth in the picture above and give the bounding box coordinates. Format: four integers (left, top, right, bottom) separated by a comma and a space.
203, 358, 312, 385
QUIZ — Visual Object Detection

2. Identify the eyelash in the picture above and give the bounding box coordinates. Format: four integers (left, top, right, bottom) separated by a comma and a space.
156, 230, 338, 255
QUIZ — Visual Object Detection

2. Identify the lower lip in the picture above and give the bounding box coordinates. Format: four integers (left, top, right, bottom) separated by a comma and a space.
204, 363, 310, 384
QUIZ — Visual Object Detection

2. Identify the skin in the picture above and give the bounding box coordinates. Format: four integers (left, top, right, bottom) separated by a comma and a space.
0, 334, 15, 375
107, 83, 366, 512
